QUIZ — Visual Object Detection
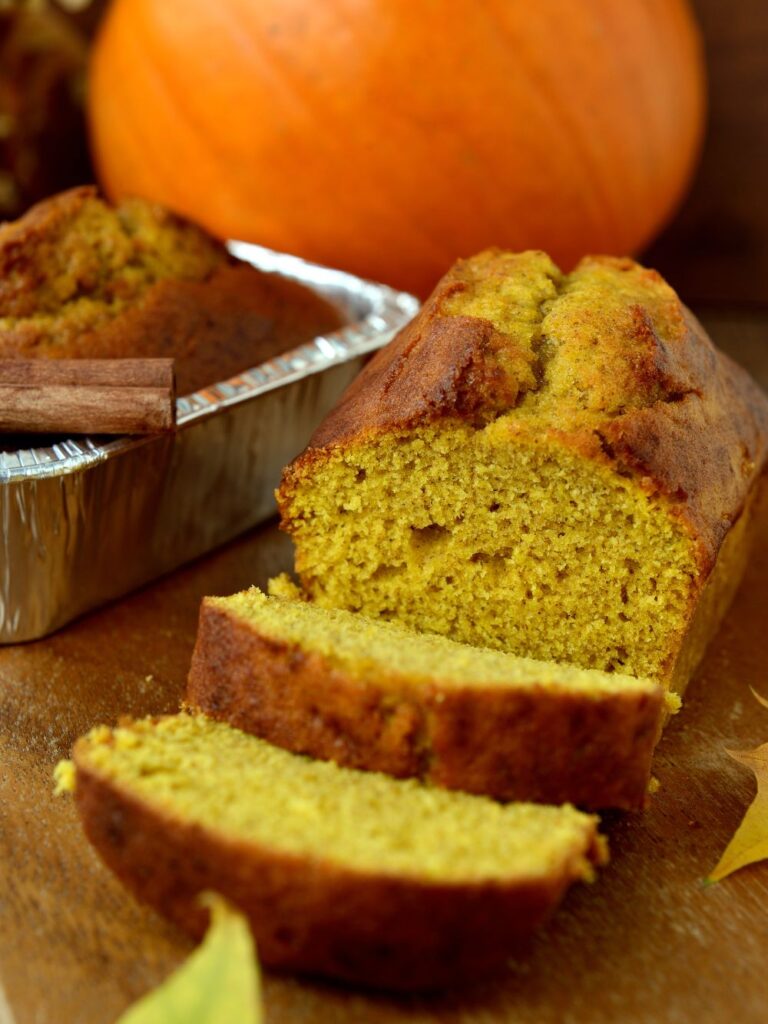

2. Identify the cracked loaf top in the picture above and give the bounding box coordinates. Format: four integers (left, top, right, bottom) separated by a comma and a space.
287, 249, 768, 571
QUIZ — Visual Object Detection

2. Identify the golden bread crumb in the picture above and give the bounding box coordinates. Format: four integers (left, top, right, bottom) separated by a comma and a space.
74, 714, 605, 883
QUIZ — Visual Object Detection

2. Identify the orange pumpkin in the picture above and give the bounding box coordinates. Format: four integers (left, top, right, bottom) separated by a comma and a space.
89, 0, 705, 296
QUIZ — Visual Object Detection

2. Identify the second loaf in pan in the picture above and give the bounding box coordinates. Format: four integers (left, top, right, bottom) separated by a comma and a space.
0, 187, 343, 395
278, 250, 768, 693
186, 587, 669, 810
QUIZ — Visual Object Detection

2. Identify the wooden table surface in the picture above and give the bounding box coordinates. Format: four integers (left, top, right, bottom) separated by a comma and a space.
2, 317, 768, 1024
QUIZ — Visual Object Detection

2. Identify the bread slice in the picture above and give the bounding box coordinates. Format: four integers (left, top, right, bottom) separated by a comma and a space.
186, 587, 668, 810
277, 249, 768, 693
61, 714, 607, 990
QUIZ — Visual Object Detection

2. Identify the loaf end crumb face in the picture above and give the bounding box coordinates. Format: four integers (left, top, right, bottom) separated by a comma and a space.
187, 588, 666, 810
0, 186, 343, 394
70, 714, 607, 991
278, 249, 768, 692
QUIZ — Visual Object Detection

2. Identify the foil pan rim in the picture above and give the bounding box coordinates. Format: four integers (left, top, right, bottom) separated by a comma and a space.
0, 242, 419, 482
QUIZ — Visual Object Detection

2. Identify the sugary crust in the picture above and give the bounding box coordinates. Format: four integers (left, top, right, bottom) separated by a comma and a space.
73, 752, 604, 990
593, 310, 768, 567
0, 187, 342, 395
0, 264, 343, 395
279, 254, 768, 576
0, 186, 219, 305
186, 602, 666, 810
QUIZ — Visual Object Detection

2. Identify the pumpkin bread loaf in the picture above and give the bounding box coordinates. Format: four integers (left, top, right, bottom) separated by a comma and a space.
0, 186, 343, 394
186, 587, 670, 810
278, 250, 768, 693
58, 714, 607, 990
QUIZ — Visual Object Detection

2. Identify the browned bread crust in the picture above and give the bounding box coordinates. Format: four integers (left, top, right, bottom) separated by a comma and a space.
186, 598, 665, 811
0, 186, 343, 395
73, 746, 605, 991
277, 251, 768, 689
282, 251, 768, 575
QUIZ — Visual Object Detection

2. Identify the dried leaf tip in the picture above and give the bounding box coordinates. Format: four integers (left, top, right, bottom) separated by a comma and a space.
706, 688, 768, 884
115, 893, 262, 1023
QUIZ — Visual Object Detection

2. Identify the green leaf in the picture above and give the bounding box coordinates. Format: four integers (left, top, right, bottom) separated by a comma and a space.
116, 894, 262, 1024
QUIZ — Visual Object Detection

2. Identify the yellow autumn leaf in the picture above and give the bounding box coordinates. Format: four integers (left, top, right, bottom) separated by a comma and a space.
116, 894, 262, 1024
707, 690, 768, 884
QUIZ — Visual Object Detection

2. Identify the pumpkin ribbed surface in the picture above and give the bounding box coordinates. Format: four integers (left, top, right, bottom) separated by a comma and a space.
89, 0, 705, 295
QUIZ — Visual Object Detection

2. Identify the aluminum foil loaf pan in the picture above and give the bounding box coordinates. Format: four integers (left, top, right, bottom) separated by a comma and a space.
0, 244, 419, 643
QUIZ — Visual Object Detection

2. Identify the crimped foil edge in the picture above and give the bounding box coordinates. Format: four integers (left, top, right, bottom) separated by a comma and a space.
0, 243, 418, 482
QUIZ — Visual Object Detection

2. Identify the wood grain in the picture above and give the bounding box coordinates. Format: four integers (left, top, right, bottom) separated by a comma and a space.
0, 319, 767, 1024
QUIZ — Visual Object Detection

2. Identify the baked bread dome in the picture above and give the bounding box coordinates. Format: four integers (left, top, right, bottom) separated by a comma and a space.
0, 186, 342, 395
187, 587, 668, 810
278, 250, 768, 691
59, 713, 606, 990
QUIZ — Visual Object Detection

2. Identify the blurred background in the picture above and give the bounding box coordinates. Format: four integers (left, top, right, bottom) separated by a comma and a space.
1, 0, 766, 308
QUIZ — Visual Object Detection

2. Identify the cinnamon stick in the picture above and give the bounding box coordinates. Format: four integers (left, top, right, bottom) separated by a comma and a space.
0, 359, 176, 434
